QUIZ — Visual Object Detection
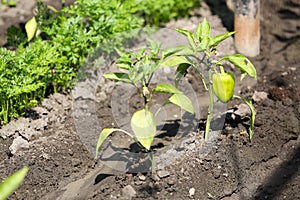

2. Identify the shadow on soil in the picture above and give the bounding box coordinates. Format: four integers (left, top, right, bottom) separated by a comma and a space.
254, 144, 300, 199
203, 0, 234, 31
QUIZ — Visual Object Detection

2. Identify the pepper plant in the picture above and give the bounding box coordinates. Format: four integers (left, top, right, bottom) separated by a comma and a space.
95, 40, 194, 171
162, 18, 257, 140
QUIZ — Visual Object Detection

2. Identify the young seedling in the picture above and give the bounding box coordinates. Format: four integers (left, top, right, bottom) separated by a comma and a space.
162, 18, 257, 140
95, 40, 194, 171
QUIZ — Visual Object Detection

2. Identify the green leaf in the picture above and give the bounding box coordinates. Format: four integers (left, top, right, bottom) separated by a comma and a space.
25, 17, 37, 42
162, 45, 189, 59
220, 54, 257, 80
175, 28, 196, 50
103, 72, 132, 83
161, 56, 191, 67
169, 93, 194, 114
95, 128, 118, 158
152, 83, 181, 94
95, 128, 135, 158
131, 109, 156, 150
209, 31, 235, 48
175, 63, 190, 87
0, 166, 29, 200
115, 63, 131, 70
195, 18, 211, 48
115, 56, 133, 70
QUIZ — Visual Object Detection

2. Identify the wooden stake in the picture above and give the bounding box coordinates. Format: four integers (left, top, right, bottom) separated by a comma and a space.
234, 0, 260, 57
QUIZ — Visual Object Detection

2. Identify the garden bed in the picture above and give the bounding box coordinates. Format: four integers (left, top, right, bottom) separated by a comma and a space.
0, 0, 299, 199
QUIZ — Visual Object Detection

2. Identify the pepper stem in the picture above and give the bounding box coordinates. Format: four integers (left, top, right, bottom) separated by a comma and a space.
205, 69, 214, 141
219, 65, 225, 74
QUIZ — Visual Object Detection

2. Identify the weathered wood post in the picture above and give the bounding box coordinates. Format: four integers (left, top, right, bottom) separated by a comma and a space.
234, 0, 260, 57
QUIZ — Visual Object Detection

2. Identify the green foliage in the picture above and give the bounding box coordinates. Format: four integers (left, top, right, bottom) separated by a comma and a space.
0, 166, 28, 200
131, 109, 156, 150
1, 0, 17, 7
95, 41, 194, 168
163, 18, 257, 141
6, 26, 27, 47
138, 0, 200, 25
0, 0, 199, 124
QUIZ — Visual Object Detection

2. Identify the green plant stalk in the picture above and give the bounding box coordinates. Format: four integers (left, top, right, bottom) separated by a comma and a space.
233, 95, 255, 140
150, 151, 155, 173
205, 68, 214, 141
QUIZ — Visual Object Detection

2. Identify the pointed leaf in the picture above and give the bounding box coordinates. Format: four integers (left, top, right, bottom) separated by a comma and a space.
152, 83, 181, 94
95, 128, 118, 158
131, 109, 156, 150
103, 72, 132, 83
209, 31, 235, 48
25, 17, 37, 42
175, 28, 196, 50
161, 56, 191, 67
162, 45, 189, 59
195, 18, 211, 48
220, 54, 257, 80
169, 93, 194, 114
0, 166, 29, 200
175, 63, 190, 86
115, 63, 131, 70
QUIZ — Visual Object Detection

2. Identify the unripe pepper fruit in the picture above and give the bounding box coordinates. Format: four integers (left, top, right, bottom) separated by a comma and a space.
212, 69, 235, 103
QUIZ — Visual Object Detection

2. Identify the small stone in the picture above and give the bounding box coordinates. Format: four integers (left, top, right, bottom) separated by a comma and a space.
157, 170, 170, 179
41, 152, 50, 160
223, 173, 229, 177
138, 174, 146, 181
189, 187, 195, 197
167, 176, 176, 186
9, 136, 29, 155
223, 187, 233, 196
122, 185, 136, 198
32, 106, 49, 115
234, 103, 251, 117
252, 91, 268, 102
134, 181, 143, 185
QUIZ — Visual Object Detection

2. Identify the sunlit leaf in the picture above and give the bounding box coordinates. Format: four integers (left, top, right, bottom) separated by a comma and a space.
25, 17, 37, 42
169, 93, 194, 114
195, 18, 211, 48
175, 28, 196, 50
161, 56, 191, 67
152, 83, 181, 94
209, 31, 235, 48
131, 109, 156, 150
0, 166, 29, 200
162, 45, 189, 59
220, 54, 257, 80
103, 72, 132, 83
95, 128, 118, 158
95, 128, 135, 158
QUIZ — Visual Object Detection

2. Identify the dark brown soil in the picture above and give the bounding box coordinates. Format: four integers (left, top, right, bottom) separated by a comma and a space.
0, 0, 299, 200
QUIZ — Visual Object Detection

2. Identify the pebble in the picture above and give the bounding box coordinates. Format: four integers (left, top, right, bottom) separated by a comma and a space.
252, 91, 268, 102
234, 103, 251, 117
9, 136, 29, 155
121, 185, 136, 198
157, 170, 170, 178
189, 187, 195, 197
138, 174, 146, 181
167, 176, 177, 186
